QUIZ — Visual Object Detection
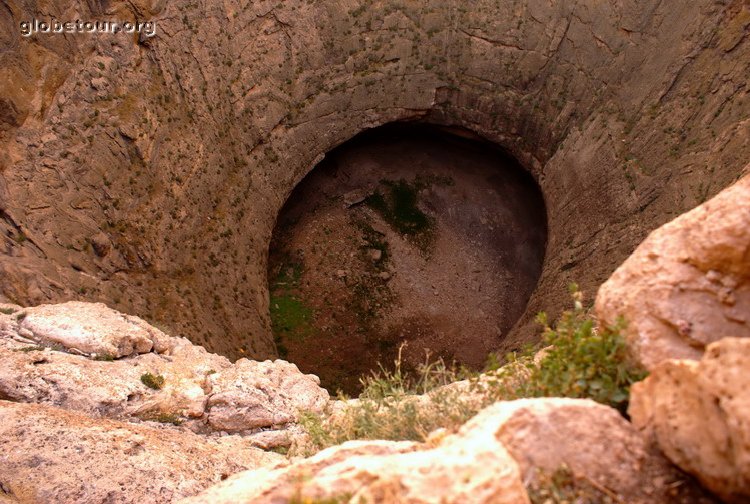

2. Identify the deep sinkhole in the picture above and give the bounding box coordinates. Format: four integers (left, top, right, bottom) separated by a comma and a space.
268, 124, 547, 394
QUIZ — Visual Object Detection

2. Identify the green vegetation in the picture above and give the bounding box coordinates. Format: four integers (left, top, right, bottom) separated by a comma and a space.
270, 294, 314, 341
298, 287, 646, 452
140, 372, 165, 390
140, 411, 183, 426
490, 285, 646, 415
93, 353, 115, 361
365, 179, 432, 248
0, 307, 16, 315
289, 493, 352, 504
269, 259, 315, 357
15, 345, 45, 353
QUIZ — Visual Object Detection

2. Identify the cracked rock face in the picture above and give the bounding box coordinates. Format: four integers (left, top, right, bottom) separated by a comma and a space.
0, 302, 329, 442
596, 173, 750, 370
1, 0, 749, 360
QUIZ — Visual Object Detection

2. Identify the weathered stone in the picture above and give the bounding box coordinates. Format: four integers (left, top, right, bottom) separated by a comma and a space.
17, 302, 162, 358
181, 407, 530, 504
596, 174, 750, 370
1, 0, 748, 363
630, 338, 750, 502
492, 398, 699, 503
0, 302, 328, 436
0, 400, 284, 504
207, 358, 329, 432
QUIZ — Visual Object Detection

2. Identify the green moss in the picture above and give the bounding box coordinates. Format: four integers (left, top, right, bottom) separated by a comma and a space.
365, 179, 432, 239
140, 372, 165, 390
270, 293, 314, 342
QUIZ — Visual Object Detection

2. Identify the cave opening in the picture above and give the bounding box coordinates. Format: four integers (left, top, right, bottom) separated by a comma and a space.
268, 123, 547, 395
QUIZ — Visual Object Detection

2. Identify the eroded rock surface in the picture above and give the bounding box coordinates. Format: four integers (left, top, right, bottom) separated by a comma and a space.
1, 0, 748, 360
630, 337, 750, 502
181, 413, 530, 504
0, 302, 329, 441
493, 398, 701, 503
0, 400, 284, 504
183, 397, 706, 504
596, 174, 750, 370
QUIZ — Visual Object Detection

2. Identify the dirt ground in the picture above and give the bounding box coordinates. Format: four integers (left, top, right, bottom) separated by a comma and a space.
268, 125, 547, 394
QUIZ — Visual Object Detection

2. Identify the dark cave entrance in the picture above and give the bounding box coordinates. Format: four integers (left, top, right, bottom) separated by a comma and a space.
268, 123, 547, 395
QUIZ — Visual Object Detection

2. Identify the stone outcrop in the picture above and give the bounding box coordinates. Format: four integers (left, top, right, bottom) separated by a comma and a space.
1, 0, 749, 360
596, 174, 750, 370
184, 398, 699, 504
0, 302, 329, 443
0, 400, 284, 504
181, 416, 530, 504
493, 398, 694, 503
630, 337, 750, 503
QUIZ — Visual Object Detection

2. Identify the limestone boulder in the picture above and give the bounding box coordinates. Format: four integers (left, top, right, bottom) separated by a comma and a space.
492, 398, 710, 503
596, 174, 750, 370
207, 358, 329, 431
630, 337, 750, 502
181, 411, 529, 504
0, 400, 284, 504
0, 302, 328, 439
16, 301, 165, 358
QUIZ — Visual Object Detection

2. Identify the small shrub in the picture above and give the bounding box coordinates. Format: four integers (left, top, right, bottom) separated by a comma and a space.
140, 373, 165, 390
93, 353, 115, 361
490, 285, 647, 415
0, 307, 16, 315
299, 350, 475, 451
298, 287, 646, 452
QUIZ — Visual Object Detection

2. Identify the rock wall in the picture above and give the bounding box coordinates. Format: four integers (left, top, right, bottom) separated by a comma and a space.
1, 0, 749, 359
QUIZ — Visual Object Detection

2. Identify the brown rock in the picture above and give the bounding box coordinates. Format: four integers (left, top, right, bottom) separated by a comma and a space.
181, 405, 530, 504
629, 337, 750, 502
492, 398, 701, 503
0, 400, 283, 504
596, 175, 750, 370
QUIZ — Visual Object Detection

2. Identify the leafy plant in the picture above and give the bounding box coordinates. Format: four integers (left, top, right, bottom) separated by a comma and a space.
491, 285, 646, 415
140, 372, 165, 390
298, 287, 647, 452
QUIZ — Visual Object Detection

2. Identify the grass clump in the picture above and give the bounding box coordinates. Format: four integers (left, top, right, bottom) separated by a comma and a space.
298, 286, 646, 452
299, 350, 475, 451
140, 372, 165, 390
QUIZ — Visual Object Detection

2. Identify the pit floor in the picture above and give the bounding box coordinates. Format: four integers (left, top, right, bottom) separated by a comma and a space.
268, 125, 547, 394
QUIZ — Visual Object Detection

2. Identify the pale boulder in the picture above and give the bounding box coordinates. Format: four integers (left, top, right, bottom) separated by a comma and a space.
207, 358, 329, 431
16, 301, 165, 358
491, 398, 705, 503
0, 400, 284, 504
630, 337, 750, 502
595, 175, 750, 370
0, 302, 329, 438
181, 404, 531, 504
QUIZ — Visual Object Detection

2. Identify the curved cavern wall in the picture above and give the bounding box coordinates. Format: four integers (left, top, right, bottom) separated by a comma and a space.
0, 0, 749, 360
